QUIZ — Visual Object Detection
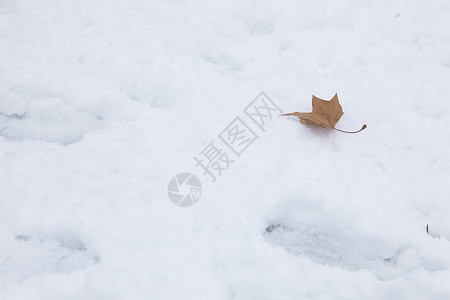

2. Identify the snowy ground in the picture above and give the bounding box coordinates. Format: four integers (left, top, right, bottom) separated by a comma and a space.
1, 0, 450, 299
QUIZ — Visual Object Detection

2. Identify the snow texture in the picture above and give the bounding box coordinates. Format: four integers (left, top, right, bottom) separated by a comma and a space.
1, 0, 450, 299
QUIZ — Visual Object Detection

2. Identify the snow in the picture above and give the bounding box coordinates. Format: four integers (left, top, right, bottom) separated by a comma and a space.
1, 0, 450, 299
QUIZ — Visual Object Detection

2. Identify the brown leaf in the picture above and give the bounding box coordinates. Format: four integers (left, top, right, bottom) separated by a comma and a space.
282, 94, 367, 134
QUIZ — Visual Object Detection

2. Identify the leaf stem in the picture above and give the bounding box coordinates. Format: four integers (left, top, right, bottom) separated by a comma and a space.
334, 124, 367, 134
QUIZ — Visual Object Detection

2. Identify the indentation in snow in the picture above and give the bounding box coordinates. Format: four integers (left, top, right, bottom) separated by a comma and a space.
0, 234, 99, 282
264, 223, 424, 280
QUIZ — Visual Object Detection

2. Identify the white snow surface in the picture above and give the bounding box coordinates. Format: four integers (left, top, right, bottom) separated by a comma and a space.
1, 0, 450, 299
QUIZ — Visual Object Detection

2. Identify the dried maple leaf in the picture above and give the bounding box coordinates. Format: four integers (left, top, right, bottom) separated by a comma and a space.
282, 94, 367, 133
